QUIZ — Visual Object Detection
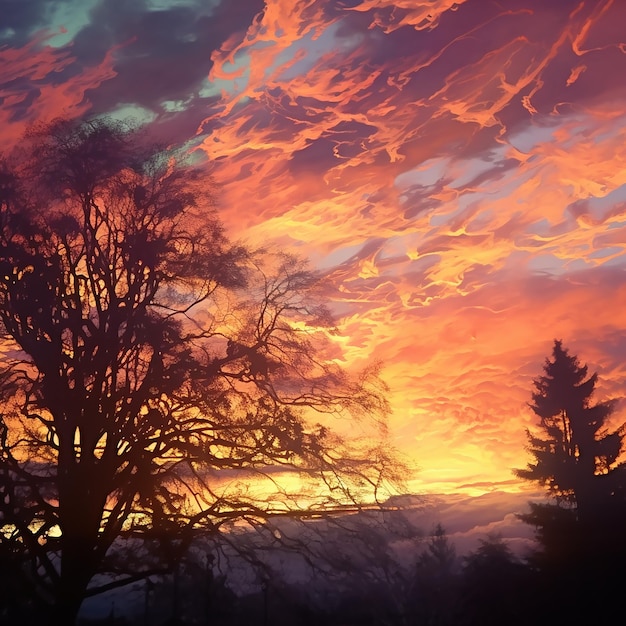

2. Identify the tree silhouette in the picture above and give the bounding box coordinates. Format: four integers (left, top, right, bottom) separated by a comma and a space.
515, 340, 625, 525
0, 119, 395, 624
515, 341, 626, 623
416, 523, 456, 573
411, 523, 459, 626
461, 535, 530, 626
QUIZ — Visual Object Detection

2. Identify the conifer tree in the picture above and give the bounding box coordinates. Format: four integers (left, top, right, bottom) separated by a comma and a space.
516, 340, 626, 626
416, 523, 456, 574
516, 340, 625, 523
411, 524, 459, 625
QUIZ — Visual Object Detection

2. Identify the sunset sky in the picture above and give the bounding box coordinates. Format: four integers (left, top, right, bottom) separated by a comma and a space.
2, 0, 626, 498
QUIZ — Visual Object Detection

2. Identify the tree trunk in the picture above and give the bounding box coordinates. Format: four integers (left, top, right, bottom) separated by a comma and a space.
49, 584, 85, 626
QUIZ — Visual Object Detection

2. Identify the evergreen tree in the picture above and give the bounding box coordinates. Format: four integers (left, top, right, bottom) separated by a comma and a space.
410, 524, 459, 626
516, 340, 625, 524
515, 341, 626, 623
461, 535, 530, 626
416, 523, 457, 576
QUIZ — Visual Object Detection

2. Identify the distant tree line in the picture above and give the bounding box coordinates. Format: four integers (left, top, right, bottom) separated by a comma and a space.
68, 523, 536, 626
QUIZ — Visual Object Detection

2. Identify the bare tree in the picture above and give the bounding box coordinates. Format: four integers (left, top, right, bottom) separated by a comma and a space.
0, 119, 397, 624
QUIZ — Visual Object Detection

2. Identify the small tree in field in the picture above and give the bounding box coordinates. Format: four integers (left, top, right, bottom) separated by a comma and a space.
0, 119, 396, 624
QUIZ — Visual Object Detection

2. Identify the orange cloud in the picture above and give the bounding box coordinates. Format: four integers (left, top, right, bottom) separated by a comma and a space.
0, 32, 119, 151
191, 0, 626, 495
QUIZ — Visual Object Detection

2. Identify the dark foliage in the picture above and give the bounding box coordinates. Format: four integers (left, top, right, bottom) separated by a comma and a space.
460, 535, 534, 626
0, 119, 397, 624
515, 340, 626, 623
516, 340, 625, 521
409, 523, 459, 626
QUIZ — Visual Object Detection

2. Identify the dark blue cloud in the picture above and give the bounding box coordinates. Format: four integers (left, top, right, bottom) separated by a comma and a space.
72, 0, 265, 114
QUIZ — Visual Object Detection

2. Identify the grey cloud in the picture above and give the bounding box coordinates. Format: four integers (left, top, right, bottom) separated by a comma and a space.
66, 0, 265, 114
0, 0, 61, 44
